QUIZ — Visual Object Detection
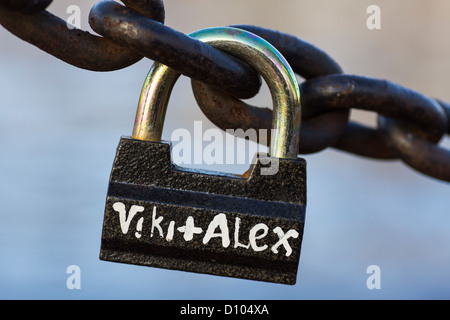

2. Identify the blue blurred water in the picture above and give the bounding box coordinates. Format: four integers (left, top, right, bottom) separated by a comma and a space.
1, 10, 450, 299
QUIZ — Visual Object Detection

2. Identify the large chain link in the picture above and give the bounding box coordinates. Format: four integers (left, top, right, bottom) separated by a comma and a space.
1, 0, 449, 182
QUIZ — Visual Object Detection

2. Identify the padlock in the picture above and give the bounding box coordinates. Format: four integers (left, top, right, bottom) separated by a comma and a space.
100, 27, 306, 285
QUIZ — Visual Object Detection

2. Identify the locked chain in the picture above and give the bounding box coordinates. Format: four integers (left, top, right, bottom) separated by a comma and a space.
1, 0, 449, 182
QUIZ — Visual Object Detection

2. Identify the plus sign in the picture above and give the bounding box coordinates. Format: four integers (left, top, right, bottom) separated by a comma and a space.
177, 216, 203, 241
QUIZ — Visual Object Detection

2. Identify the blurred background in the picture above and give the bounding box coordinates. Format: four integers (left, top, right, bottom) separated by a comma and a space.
0, 0, 449, 299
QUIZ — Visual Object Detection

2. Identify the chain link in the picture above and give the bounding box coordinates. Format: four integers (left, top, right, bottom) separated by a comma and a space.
1, 0, 449, 182
0, 0, 52, 14
88, 0, 261, 99
0, 0, 164, 71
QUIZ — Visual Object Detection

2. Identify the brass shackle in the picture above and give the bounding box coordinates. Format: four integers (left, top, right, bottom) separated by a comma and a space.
132, 26, 301, 159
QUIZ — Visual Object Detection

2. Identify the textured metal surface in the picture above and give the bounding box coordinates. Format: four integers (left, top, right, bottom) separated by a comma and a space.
120, 0, 165, 22
438, 100, 450, 135
193, 73, 450, 175
192, 80, 350, 155
89, 1, 261, 99
133, 27, 301, 159
231, 25, 344, 79
302, 75, 447, 142
190, 26, 348, 155
0, 0, 164, 71
378, 116, 450, 181
100, 138, 306, 285
0, 0, 52, 14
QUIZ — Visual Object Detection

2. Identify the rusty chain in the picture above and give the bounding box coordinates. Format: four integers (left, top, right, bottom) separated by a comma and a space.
1, 0, 449, 182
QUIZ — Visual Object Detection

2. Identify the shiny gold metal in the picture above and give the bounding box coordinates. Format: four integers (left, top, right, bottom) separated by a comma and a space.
132, 26, 301, 159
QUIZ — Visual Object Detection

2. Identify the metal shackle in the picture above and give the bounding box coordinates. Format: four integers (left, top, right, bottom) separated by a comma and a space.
132, 26, 301, 159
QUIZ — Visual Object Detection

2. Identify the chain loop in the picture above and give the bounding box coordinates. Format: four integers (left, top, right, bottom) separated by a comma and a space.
0, 0, 164, 71
190, 26, 349, 154
378, 116, 450, 181
88, 0, 262, 99
0, 0, 52, 14
301, 74, 448, 141
192, 73, 449, 163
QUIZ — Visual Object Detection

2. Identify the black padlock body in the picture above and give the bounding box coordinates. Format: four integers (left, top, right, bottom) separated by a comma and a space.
100, 137, 306, 285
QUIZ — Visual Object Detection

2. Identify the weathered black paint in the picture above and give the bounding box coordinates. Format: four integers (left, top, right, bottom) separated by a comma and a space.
100, 137, 307, 285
